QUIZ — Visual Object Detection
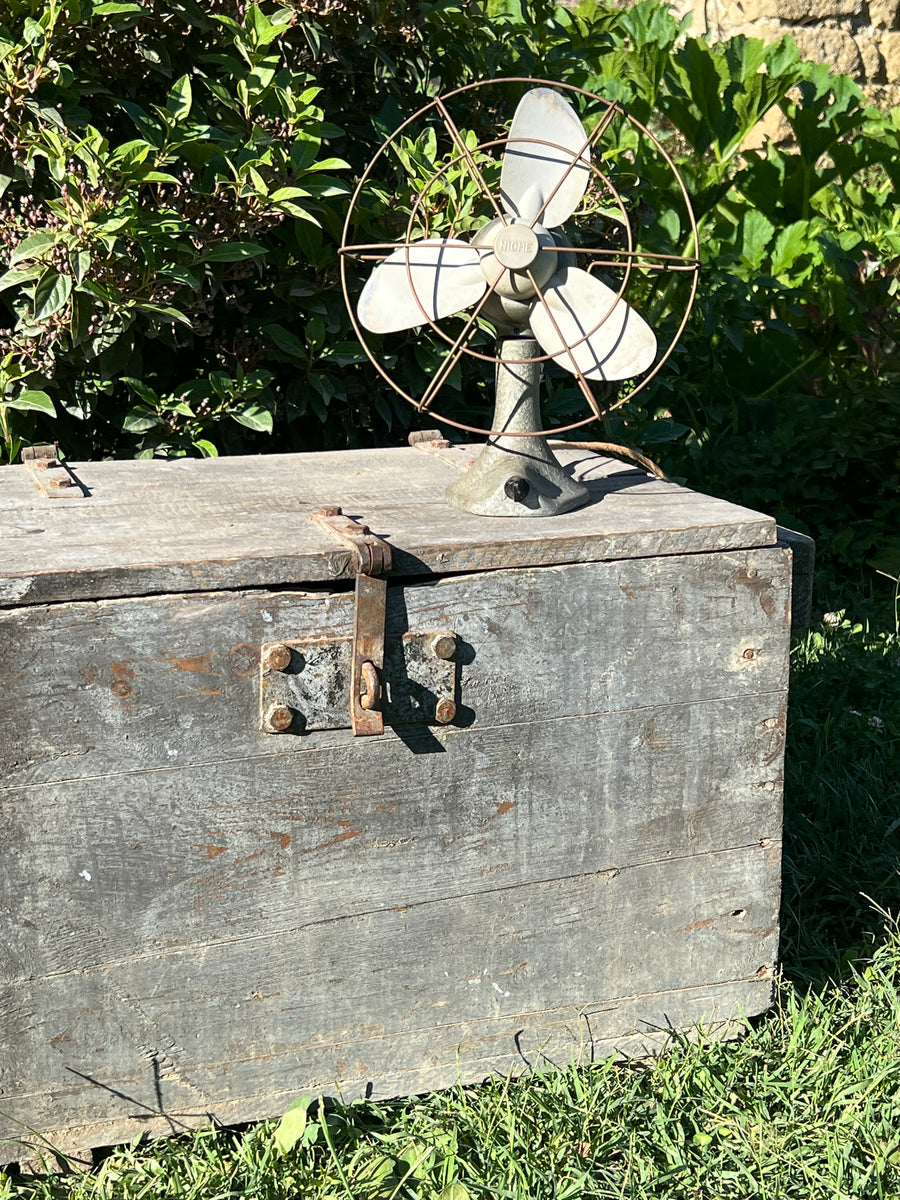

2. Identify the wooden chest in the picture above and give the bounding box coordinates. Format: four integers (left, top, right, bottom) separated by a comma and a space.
0, 445, 791, 1161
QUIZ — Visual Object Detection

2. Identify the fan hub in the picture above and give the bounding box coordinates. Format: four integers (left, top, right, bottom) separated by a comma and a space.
492, 223, 540, 269
475, 217, 558, 303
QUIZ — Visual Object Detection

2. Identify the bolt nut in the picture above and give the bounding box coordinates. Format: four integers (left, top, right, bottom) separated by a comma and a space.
263, 643, 292, 672
430, 632, 457, 661
262, 703, 293, 733
435, 697, 457, 725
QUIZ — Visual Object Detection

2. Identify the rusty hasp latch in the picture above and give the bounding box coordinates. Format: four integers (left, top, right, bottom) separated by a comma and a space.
310, 505, 392, 737
259, 505, 459, 737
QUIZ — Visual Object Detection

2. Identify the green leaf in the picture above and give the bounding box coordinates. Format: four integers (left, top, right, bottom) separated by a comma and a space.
22, 17, 44, 45
193, 438, 219, 457
122, 404, 161, 433
140, 170, 182, 184
273, 200, 321, 225
33, 270, 73, 321
291, 130, 321, 174
203, 242, 268, 262
641, 418, 690, 444
92, 1, 143, 13
4, 390, 55, 415
121, 376, 159, 405
134, 302, 192, 327
157, 264, 202, 291
264, 323, 308, 360
71, 250, 91, 285
231, 402, 273, 432
69, 291, 92, 345
305, 157, 350, 173
306, 315, 325, 346
166, 73, 193, 120
741, 209, 776, 271
119, 100, 164, 148
0, 267, 39, 293
438, 1182, 471, 1200
10, 232, 57, 267
274, 1096, 314, 1155
243, 2, 288, 48
771, 220, 811, 276
109, 138, 152, 167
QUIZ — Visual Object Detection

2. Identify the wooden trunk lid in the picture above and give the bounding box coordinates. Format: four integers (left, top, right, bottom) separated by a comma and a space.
0, 445, 776, 606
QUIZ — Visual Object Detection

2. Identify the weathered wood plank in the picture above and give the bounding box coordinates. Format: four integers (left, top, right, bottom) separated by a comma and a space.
0, 842, 779, 1157
5, 982, 770, 1165
0, 549, 791, 788
0, 692, 784, 980
7, 982, 770, 1164
0, 448, 776, 606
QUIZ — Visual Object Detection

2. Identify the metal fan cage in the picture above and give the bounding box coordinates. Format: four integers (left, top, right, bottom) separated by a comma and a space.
339, 77, 699, 438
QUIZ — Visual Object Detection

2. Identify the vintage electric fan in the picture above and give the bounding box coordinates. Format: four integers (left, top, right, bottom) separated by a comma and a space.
340, 78, 699, 516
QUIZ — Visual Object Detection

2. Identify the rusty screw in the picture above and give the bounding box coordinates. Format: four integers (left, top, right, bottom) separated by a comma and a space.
359, 661, 381, 711
429, 632, 457, 661
435, 697, 457, 725
262, 703, 293, 733
263, 643, 292, 672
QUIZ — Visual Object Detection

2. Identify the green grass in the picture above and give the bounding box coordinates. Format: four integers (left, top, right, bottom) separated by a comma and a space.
3, 599, 899, 1200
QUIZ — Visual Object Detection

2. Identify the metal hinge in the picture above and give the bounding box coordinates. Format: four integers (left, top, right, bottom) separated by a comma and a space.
310, 505, 392, 737
21, 443, 88, 498
408, 429, 450, 451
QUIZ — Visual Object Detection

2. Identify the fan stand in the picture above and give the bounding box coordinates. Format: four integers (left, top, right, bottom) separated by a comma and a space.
445, 336, 590, 517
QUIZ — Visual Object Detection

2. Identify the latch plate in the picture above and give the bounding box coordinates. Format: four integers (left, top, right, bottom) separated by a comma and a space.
260, 631, 458, 734
309, 504, 393, 735
351, 573, 387, 736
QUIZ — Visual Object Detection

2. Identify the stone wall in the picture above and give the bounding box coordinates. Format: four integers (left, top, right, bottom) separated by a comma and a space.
674, 0, 900, 109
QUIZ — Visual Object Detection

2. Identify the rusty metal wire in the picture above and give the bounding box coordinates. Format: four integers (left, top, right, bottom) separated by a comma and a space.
339, 77, 699, 439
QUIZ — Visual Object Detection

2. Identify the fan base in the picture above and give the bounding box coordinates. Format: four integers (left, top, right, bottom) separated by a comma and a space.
445, 336, 590, 518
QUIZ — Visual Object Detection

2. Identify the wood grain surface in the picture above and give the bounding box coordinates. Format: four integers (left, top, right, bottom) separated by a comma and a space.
0, 446, 776, 606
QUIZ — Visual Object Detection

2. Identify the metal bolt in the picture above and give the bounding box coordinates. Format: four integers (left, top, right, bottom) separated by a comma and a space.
435, 697, 457, 724
430, 632, 457, 661
504, 475, 530, 503
263, 643, 292, 672
742, 648, 756, 660
262, 704, 293, 733
359, 661, 381, 710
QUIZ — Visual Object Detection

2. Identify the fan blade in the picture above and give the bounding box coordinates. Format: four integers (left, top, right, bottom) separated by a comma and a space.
500, 88, 591, 228
357, 239, 486, 334
529, 267, 657, 381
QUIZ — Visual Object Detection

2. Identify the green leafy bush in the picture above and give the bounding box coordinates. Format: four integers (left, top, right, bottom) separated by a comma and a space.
0, 0, 897, 584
